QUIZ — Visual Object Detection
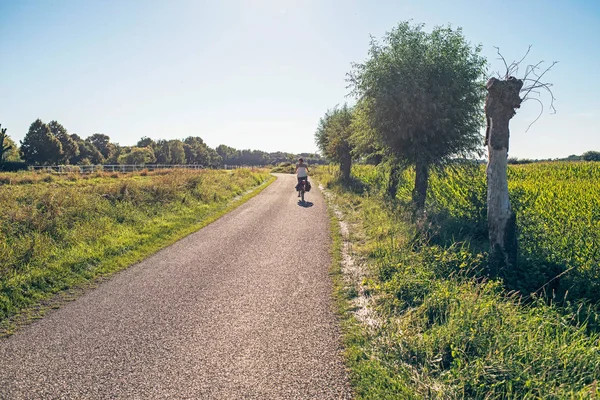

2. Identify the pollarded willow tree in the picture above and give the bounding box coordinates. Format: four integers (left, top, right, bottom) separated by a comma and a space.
485, 48, 557, 274
348, 22, 487, 209
315, 104, 355, 181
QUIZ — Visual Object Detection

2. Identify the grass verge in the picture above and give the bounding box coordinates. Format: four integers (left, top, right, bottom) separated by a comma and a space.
1, 170, 275, 336
316, 167, 600, 399
324, 187, 415, 399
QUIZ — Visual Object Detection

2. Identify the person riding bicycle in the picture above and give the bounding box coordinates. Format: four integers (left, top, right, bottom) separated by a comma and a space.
295, 158, 309, 197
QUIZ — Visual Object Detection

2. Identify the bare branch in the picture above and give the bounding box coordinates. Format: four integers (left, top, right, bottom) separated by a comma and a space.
521, 97, 545, 132
522, 79, 554, 92
521, 61, 558, 101
513, 45, 532, 70
523, 61, 545, 81
507, 45, 532, 77
492, 47, 557, 131
494, 46, 509, 79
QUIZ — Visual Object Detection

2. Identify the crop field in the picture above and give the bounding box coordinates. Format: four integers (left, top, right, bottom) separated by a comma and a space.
0, 168, 272, 327
314, 162, 600, 398
351, 161, 600, 303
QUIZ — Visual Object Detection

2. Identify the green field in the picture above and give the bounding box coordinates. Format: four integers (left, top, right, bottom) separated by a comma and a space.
0, 168, 272, 330
315, 162, 600, 399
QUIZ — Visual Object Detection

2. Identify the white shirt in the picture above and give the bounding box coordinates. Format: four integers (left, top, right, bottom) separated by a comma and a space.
296, 164, 308, 178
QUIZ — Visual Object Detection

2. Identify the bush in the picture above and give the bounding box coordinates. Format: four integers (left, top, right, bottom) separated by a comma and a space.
271, 162, 295, 174
0, 162, 29, 172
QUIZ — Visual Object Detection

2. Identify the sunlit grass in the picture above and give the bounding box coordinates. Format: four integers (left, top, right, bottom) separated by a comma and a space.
315, 164, 600, 399
0, 169, 272, 328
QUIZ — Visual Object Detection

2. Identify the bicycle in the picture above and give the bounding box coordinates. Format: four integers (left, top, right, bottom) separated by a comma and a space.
299, 180, 306, 202
297, 179, 311, 202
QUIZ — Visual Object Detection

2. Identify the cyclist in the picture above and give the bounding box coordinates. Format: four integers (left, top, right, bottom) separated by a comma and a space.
295, 158, 309, 197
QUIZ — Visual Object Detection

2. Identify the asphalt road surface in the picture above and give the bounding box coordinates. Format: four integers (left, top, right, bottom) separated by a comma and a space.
0, 174, 352, 399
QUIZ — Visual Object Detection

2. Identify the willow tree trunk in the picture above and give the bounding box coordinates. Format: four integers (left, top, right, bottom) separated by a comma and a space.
340, 155, 352, 181
485, 77, 523, 274
412, 159, 429, 210
387, 163, 401, 199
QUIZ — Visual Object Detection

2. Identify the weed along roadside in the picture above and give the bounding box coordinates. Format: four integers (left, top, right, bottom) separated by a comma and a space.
314, 165, 600, 399
0, 169, 274, 336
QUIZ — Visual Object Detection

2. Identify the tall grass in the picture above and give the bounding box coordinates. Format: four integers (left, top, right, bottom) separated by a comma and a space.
348, 162, 600, 304
0, 169, 271, 324
314, 164, 600, 399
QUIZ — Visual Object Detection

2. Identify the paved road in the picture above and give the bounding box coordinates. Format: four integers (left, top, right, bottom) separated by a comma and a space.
0, 174, 352, 399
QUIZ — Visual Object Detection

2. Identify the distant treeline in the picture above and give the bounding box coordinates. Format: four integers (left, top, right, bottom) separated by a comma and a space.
507, 151, 600, 164
0, 119, 327, 169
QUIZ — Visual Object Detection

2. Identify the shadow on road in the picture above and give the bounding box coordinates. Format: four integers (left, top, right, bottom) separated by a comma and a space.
297, 201, 314, 208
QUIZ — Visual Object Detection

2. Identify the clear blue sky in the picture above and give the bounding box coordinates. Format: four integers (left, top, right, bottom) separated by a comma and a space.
1, 0, 599, 158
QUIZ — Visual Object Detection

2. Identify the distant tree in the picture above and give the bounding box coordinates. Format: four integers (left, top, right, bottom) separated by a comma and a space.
0, 124, 13, 164
507, 157, 534, 165
20, 119, 63, 165
168, 140, 186, 164
48, 121, 79, 164
582, 151, 600, 161
347, 22, 486, 208
183, 136, 211, 165
207, 148, 222, 168
69, 134, 104, 164
236, 149, 270, 166
88, 133, 116, 160
150, 139, 186, 164
137, 136, 156, 149
2, 135, 21, 162
183, 144, 195, 164
118, 146, 156, 164
315, 104, 355, 180
105, 144, 124, 164
216, 144, 239, 165
154, 140, 171, 164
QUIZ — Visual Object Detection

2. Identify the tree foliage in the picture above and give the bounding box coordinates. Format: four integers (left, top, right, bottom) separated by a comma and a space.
154, 139, 172, 164
582, 151, 600, 162
137, 136, 156, 149
49, 121, 79, 164
216, 145, 238, 164
20, 119, 63, 165
348, 21, 487, 207
69, 134, 104, 165
88, 133, 116, 160
118, 146, 156, 164
168, 139, 186, 164
2, 135, 21, 162
184, 136, 213, 166
11, 119, 323, 167
216, 145, 270, 166
315, 104, 355, 180
350, 101, 384, 165
0, 124, 15, 164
